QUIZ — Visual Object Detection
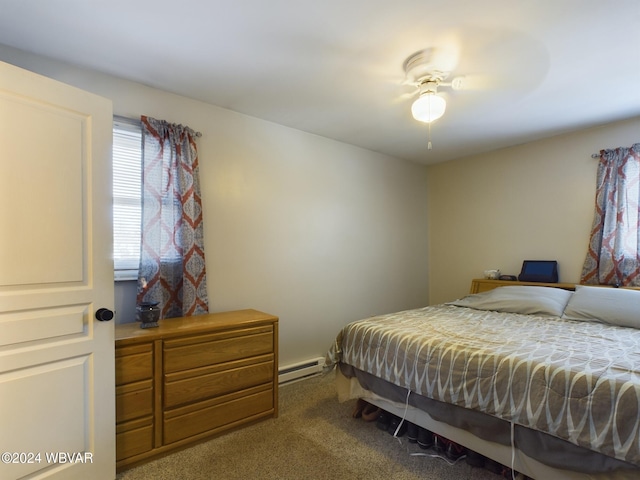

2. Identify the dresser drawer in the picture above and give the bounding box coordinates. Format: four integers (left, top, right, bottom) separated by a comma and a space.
116, 379, 153, 423
116, 417, 153, 461
116, 343, 153, 385
164, 356, 273, 408
163, 387, 274, 444
163, 326, 273, 373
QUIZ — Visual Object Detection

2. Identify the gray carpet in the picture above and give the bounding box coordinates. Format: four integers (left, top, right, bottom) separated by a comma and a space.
116, 371, 502, 479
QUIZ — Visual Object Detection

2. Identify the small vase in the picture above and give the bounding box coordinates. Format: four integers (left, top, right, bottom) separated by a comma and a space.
136, 302, 160, 329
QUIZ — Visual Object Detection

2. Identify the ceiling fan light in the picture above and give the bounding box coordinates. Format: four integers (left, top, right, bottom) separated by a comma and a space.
411, 93, 446, 123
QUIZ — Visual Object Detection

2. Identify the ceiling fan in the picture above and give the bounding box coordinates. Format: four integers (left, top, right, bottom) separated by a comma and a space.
401, 48, 467, 124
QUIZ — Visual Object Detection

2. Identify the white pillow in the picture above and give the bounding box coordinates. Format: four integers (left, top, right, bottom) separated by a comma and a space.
562, 285, 640, 328
447, 286, 573, 317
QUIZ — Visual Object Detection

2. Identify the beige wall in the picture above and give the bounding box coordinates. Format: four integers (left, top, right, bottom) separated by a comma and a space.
3, 43, 637, 365
427, 117, 640, 304
0, 46, 430, 368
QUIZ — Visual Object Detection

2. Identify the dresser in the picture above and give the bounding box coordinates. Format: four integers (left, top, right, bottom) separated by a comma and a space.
114, 309, 279, 471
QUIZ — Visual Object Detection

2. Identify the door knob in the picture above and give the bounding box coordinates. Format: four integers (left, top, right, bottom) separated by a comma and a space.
95, 308, 114, 322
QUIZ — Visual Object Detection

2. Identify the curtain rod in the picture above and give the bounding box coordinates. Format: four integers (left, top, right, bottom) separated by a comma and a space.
113, 114, 202, 137
592, 143, 639, 158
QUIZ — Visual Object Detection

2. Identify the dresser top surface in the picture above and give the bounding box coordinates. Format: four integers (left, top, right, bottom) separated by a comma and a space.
115, 309, 278, 344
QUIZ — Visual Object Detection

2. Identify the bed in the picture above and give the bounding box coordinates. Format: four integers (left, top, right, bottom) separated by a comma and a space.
324, 279, 640, 480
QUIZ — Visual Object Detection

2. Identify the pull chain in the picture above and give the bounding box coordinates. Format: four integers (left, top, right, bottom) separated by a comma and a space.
427, 122, 433, 150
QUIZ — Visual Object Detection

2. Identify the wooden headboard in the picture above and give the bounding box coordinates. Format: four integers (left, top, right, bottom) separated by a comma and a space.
470, 278, 640, 293
470, 278, 577, 294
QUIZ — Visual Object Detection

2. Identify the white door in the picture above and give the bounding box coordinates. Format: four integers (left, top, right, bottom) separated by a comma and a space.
0, 61, 115, 479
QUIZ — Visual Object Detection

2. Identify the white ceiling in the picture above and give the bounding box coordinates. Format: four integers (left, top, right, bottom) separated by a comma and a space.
0, 0, 638, 164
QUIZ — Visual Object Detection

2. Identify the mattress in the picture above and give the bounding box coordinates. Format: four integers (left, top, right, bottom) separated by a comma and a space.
324, 303, 640, 468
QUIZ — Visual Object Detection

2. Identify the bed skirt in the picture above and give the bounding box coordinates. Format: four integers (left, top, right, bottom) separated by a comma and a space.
336, 364, 640, 480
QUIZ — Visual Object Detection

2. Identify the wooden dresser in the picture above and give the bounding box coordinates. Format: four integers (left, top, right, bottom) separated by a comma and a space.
114, 309, 279, 471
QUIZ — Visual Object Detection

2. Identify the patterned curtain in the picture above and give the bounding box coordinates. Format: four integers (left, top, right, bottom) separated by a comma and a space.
137, 115, 209, 318
581, 143, 640, 286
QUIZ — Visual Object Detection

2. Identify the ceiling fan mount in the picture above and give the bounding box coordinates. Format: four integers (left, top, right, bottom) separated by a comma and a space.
402, 48, 465, 92
403, 49, 450, 86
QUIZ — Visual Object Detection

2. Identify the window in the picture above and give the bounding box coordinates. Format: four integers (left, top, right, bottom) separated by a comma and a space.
112, 118, 142, 280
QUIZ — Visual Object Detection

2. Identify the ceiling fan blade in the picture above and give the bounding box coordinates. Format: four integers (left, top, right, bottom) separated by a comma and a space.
391, 86, 419, 104
448, 74, 494, 92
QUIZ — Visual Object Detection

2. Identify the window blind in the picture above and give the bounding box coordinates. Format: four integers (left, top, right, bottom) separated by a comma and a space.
113, 118, 142, 280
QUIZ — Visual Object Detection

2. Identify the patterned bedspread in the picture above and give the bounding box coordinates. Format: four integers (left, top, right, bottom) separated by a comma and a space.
325, 304, 640, 466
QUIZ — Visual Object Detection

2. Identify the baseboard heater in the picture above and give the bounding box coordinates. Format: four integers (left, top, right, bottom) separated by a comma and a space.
278, 357, 325, 384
